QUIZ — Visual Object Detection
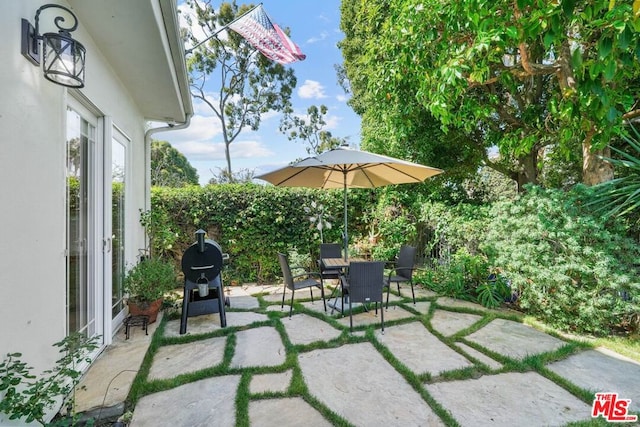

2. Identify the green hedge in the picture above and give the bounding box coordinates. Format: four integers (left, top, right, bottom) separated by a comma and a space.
148, 184, 371, 283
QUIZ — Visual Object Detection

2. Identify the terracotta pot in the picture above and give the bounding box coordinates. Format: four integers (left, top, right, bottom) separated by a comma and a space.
127, 298, 163, 323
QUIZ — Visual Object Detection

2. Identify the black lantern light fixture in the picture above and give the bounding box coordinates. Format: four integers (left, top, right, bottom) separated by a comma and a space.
21, 4, 86, 88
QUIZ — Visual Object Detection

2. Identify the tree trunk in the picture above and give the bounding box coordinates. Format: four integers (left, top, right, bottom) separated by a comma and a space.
582, 137, 614, 186
512, 150, 539, 192
225, 141, 233, 182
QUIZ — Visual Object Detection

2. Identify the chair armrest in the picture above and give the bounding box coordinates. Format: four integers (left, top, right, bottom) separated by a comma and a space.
388, 266, 423, 279
292, 271, 322, 281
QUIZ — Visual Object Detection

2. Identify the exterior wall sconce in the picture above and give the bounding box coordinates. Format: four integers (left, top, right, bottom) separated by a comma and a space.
21, 4, 86, 88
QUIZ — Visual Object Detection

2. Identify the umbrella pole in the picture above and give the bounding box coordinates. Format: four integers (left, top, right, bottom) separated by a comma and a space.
343, 171, 348, 260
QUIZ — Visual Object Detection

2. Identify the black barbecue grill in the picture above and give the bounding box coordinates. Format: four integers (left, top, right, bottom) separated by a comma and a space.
180, 229, 229, 334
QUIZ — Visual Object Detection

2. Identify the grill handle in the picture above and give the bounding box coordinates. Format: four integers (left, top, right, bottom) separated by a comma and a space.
190, 264, 215, 271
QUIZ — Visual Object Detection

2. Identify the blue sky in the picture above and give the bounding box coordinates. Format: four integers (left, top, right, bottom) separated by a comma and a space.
155, 1, 362, 185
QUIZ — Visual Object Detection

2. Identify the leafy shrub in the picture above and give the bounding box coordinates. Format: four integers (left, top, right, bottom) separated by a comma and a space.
423, 262, 472, 300
0, 334, 99, 426
123, 257, 177, 304
419, 201, 491, 261
420, 248, 510, 307
482, 186, 640, 335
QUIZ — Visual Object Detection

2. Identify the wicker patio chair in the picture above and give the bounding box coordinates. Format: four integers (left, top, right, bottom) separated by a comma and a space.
384, 245, 418, 308
278, 252, 326, 317
342, 261, 385, 333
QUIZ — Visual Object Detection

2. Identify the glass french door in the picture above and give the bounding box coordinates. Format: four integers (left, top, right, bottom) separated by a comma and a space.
66, 104, 99, 338
67, 99, 130, 343
110, 128, 128, 326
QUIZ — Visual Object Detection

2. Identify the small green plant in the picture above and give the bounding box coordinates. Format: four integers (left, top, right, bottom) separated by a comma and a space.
0, 333, 99, 426
426, 262, 473, 300
476, 276, 511, 309
123, 257, 177, 305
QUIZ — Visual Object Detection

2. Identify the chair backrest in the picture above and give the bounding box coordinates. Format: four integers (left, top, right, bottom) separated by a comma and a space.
277, 252, 294, 290
320, 243, 342, 259
397, 245, 417, 279
319, 243, 342, 271
348, 261, 385, 303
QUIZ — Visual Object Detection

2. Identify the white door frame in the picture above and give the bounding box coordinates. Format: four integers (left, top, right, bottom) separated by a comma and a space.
106, 123, 131, 338
66, 95, 104, 345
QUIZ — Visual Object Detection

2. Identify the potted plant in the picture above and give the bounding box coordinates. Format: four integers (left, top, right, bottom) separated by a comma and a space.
123, 257, 177, 323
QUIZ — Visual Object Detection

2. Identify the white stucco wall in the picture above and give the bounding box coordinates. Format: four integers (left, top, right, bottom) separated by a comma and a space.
0, 3, 149, 422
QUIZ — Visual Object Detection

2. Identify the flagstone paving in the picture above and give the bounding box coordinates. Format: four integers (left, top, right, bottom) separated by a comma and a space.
231, 326, 286, 368
453, 342, 503, 371
131, 375, 240, 426
281, 313, 342, 345
546, 348, 640, 413
298, 342, 445, 427
249, 370, 293, 394
249, 397, 333, 427
375, 322, 473, 376
425, 372, 592, 427
430, 309, 482, 336
466, 318, 567, 359
97, 284, 640, 427
147, 336, 226, 380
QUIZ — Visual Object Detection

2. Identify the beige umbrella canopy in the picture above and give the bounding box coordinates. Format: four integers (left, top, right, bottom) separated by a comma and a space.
255, 146, 443, 257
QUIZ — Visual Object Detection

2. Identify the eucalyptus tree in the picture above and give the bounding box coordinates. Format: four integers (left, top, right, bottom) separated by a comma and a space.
183, 1, 297, 180
279, 104, 346, 155
340, 0, 640, 189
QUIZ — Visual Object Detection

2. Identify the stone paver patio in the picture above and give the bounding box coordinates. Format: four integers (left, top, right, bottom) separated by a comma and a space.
76, 283, 640, 426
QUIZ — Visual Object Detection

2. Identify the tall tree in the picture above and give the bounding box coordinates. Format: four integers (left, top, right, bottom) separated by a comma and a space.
341, 0, 640, 189
183, 1, 297, 180
338, 0, 487, 190
151, 140, 199, 187
279, 104, 346, 155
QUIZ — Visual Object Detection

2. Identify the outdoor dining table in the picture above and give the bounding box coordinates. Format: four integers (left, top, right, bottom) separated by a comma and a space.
322, 257, 367, 313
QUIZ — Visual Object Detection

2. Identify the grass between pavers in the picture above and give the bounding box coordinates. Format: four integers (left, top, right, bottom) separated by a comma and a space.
124, 290, 633, 427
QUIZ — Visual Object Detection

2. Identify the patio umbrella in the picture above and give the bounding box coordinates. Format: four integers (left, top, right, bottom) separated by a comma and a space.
255, 147, 443, 258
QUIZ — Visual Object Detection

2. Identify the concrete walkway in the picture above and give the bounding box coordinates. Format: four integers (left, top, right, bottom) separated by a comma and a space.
76, 284, 640, 426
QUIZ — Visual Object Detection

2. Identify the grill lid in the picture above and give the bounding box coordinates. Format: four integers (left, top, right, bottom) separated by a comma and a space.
181, 239, 223, 283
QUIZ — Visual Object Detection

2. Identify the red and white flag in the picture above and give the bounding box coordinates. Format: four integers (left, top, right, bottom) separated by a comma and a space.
228, 4, 306, 65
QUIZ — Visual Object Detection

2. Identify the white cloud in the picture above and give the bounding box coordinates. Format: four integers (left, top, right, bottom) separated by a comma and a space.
298, 80, 328, 99
324, 114, 341, 130
317, 13, 331, 23
307, 31, 328, 44
170, 139, 274, 162
230, 140, 274, 158
336, 94, 348, 102
175, 140, 226, 160
192, 97, 218, 116
260, 110, 280, 122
